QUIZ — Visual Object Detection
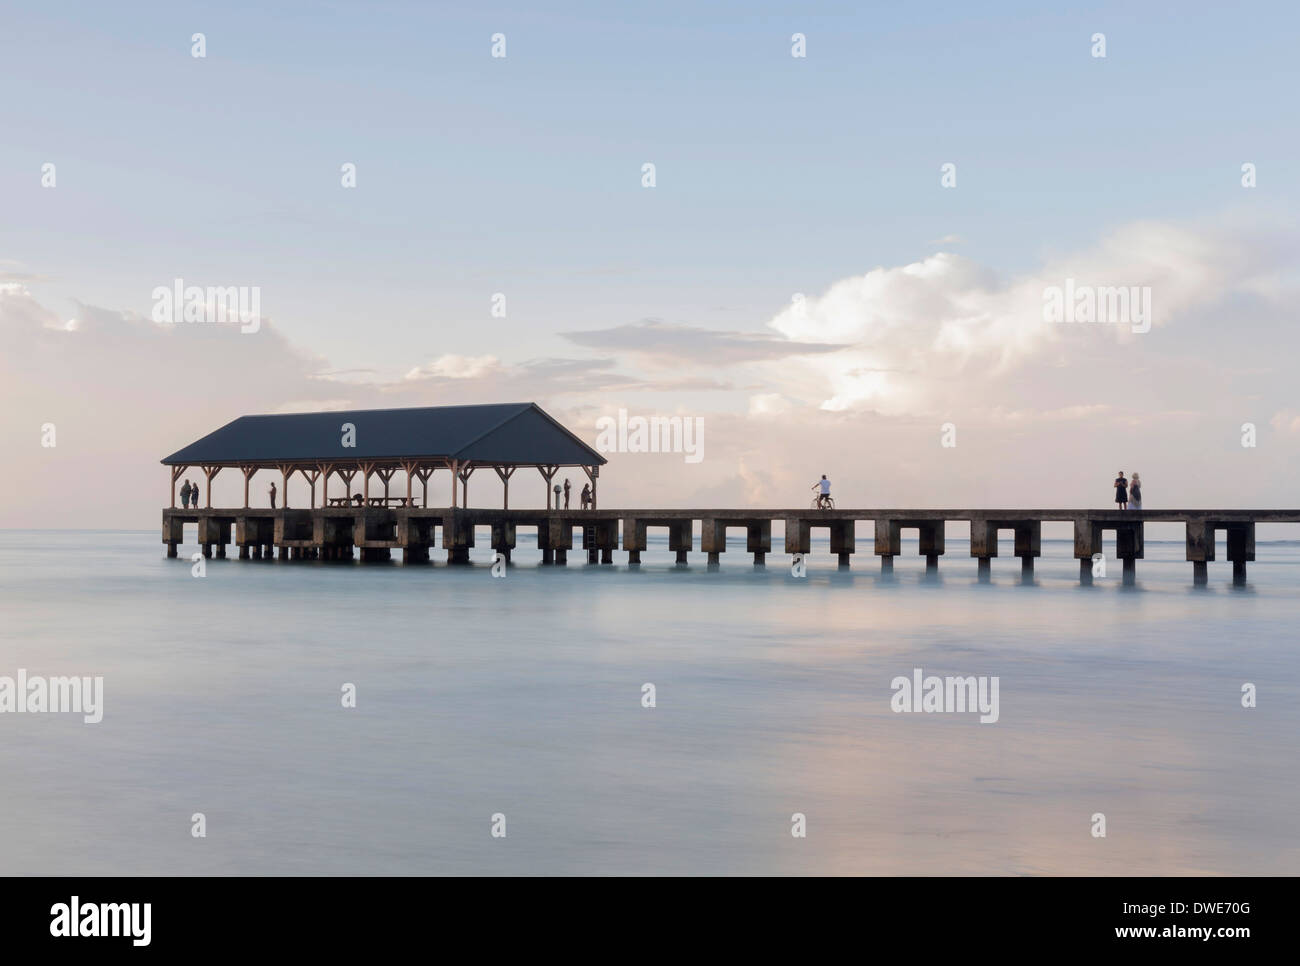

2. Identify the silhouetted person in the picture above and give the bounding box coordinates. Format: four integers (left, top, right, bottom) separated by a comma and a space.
580, 483, 592, 509
1130, 472, 1143, 511
192, 482, 202, 507
812, 474, 832, 509
563, 478, 571, 509
1114, 471, 1128, 510
180, 480, 192, 508
269, 481, 277, 509
352, 493, 364, 507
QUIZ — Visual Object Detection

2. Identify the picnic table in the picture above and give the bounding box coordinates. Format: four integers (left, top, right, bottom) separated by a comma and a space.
326, 497, 414, 508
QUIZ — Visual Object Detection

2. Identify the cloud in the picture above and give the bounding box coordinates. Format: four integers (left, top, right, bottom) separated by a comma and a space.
748, 393, 794, 417
4, 213, 1300, 523
562, 319, 849, 366
404, 354, 501, 380
764, 218, 1297, 416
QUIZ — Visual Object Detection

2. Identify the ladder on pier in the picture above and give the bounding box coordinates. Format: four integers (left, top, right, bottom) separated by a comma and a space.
584, 524, 598, 563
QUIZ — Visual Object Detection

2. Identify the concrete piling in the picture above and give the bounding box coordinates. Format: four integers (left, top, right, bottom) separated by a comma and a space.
747, 521, 770, 567
159, 507, 1293, 585
1186, 519, 1253, 586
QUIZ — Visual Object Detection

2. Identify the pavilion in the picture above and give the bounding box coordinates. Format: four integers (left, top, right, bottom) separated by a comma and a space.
161, 402, 606, 511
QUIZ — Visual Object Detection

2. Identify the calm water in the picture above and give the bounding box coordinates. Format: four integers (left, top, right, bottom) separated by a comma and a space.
1, 527, 1297, 876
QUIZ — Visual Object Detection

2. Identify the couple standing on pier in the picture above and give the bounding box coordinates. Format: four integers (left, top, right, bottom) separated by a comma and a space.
1114, 472, 1143, 510
554, 478, 592, 509
179, 479, 200, 508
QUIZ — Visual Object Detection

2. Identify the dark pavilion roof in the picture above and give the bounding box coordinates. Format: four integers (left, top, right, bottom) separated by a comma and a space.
161, 403, 606, 467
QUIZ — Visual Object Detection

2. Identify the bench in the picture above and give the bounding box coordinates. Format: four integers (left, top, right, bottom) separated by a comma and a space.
327, 497, 415, 508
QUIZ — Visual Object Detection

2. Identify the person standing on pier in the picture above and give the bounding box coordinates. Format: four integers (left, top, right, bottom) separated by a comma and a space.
580, 483, 591, 509
180, 479, 192, 508
1114, 471, 1128, 510
563, 478, 571, 509
269, 481, 277, 509
1129, 473, 1142, 511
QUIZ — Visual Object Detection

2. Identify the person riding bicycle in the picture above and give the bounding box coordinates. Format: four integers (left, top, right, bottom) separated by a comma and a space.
811, 474, 832, 509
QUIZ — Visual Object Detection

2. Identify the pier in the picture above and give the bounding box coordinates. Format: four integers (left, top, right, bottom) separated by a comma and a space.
161, 506, 1300, 585
160, 404, 1296, 585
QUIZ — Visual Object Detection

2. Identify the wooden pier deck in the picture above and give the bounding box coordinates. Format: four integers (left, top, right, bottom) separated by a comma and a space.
162, 506, 1300, 585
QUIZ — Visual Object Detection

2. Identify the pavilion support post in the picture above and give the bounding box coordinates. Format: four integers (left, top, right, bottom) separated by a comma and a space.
376, 466, 397, 503
448, 459, 461, 510
298, 467, 321, 509
457, 462, 475, 509
201, 465, 221, 509
276, 463, 294, 509
240, 465, 257, 509
318, 463, 336, 506
539, 464, 558, 509
169, 465, 186, 508
495, 466, 516, 509
582, 464, 599, 510
415, 464, 436, 509
359, 461, 376, 504
400, 461, 419, 507
336, 467, 358, 506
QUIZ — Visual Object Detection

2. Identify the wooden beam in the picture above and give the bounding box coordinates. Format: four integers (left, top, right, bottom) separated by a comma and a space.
298, 466, 322, 508
495, 466, 516, 509
318, 463, 336, 506
276, 463, 294, 509
336, 466, 358, 505
169, 465, 186, 508
457, 461, 475, 509
414, 463, 436, 509
376, 466, 397, 502
201, 464, 220, 509
240, 465, 257, 509
538, 464, 558, 509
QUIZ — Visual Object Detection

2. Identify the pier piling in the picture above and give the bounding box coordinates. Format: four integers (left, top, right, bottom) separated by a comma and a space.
747, 521, 771, 567
159, 507, 1295, 584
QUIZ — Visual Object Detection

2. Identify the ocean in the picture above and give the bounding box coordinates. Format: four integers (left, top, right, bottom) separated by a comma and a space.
1, 527, 1297, 875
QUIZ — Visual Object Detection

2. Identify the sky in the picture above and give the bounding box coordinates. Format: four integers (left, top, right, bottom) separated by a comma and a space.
2, 0, 1299, 525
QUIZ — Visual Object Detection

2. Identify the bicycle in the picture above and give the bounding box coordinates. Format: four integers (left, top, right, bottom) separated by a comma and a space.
811, 495, 835, 510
